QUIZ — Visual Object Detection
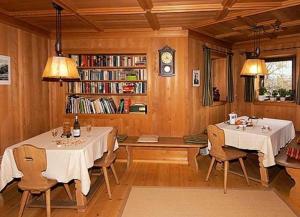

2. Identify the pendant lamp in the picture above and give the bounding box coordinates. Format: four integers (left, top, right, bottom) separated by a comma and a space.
42, 3, 79, 85
240, 28, 268, 76
240, 59, 268, 76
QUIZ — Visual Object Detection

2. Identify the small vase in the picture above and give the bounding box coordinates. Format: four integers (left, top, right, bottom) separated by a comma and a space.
270, 97, 276, 102
280, 97, 286, 101
258, 95, 265, 101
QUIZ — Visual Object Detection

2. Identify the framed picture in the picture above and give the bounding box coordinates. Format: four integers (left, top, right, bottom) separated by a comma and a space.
0, 55, 11, 85
192, 69, 200, 87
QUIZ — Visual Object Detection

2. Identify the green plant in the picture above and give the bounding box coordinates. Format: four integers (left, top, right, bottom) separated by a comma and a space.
272, 90, 278, 97
278, 88, 287, 97
258, 87, 267, 95
287, 89, 295, 101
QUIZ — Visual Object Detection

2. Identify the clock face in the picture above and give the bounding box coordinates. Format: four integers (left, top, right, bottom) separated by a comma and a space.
161, 52, 173, 64
164, 65, 171, 73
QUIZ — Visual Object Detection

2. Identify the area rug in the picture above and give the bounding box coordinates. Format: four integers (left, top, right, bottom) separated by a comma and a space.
120, 187, 297, 217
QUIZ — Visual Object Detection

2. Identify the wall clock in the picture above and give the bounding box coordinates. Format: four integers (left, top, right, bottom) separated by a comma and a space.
158, 46, 175, 76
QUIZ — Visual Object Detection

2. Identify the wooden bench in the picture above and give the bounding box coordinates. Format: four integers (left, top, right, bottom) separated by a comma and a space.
276, 149, 300, 200
118, 136, 208, 172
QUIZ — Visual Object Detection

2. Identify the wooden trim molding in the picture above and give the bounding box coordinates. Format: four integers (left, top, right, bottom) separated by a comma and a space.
0, 9, 50, 37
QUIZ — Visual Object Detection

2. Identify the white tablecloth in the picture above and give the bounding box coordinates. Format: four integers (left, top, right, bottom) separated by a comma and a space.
216, 117, 295, 167
0, 127, 118, 195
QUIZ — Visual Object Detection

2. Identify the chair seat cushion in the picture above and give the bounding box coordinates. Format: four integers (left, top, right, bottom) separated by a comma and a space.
18, 179, 57, 192
183, 133, 208, 144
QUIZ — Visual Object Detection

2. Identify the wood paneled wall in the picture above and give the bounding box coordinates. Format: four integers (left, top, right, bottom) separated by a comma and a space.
185, 36, 229, 135
0, 23, 49, 154
50, 31, 189, 137
232, 36, 300, 131
49, 31, 230, 138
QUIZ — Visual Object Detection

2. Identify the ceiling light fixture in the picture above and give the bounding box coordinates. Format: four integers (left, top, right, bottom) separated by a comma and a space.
240, 27, 268, 76
42, 3, 79, 85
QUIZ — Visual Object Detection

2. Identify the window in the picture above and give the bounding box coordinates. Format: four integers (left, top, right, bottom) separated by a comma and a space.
260, 57, 296, 93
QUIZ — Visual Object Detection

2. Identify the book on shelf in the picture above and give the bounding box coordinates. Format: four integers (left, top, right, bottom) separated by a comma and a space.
78, 69, 147, 81
124, 98, 131, 113
67, 81, 147, 94
66, 96, 142, 115
129, 104, 147, 114
70, 54, 146, 68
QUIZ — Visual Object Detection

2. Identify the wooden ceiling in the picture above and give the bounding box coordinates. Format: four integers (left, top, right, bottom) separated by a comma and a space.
0, 0, 300, 43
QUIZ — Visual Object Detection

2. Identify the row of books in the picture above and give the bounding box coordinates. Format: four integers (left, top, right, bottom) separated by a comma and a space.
79, 69, 147, 81
70, 54, 147, 68
68, 82, 147, 94
66, 96, 132, 114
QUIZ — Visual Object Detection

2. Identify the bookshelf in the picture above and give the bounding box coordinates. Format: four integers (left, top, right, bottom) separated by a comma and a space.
66, 53, 148, 115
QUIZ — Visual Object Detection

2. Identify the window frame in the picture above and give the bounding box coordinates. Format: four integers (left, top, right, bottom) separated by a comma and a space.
259, 56, 296, 91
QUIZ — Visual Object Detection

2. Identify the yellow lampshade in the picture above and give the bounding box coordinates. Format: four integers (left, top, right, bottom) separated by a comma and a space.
42, 56, 80, 80
240, 59, 268, 76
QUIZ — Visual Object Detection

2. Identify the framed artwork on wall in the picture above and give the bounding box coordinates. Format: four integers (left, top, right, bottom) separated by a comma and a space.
193, 69, 200, 87
0, 55, 11, 85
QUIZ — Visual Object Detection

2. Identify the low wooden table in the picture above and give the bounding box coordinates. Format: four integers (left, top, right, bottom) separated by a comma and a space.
119, 136, 207, 172
276, 149, 300, 203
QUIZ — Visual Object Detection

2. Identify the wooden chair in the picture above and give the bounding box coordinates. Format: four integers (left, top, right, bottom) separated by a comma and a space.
13, 144, 73, 217
205, 125, 249, 193
93, 128, 120, 199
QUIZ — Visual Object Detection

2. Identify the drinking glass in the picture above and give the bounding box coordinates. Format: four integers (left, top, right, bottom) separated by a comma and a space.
51, 129, 58, 138
86, 125, 92, 136
63, 122, 71, 138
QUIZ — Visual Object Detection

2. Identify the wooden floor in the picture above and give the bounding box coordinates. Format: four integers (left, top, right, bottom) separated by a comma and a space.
0, 155, 299, 217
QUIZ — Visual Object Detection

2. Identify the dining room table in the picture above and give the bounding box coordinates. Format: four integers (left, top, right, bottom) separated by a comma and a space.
216, 116, 295, 186
0, 126, 118, 212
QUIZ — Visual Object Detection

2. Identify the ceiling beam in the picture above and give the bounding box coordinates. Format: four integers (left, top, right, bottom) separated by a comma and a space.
144, 11, 160, 30
52, 0, 102, 32
9, 10, 72, 18
188, 29, 232, 49
137, 0, 160, 30
189, 0, 300, 29
78, 7, 144, 16
215, 0, 237, 20
152, 2, 280, 13
0, 8, 50, 37
216, 31, 243, 39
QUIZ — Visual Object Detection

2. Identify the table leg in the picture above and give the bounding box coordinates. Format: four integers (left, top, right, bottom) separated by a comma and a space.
286, 167, 300, 204
75, 180, 87, 212
187, 147, 200, 172
258, 152, 269, 187
125, 146, 133, 169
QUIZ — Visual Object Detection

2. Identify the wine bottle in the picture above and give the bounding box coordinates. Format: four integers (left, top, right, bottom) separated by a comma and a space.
73, 114, 81, 137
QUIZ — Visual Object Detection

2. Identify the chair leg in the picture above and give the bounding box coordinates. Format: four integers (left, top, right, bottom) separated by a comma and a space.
205, 157, 216, 181
25, 192, 32, 206
239, 158, 250, 185
18, 190, 30, 217
63, 184, 73, 200
111, 164, 120, 185
224, 161, 229, 194
102, 167, 112, 199
45, 189, 51, 217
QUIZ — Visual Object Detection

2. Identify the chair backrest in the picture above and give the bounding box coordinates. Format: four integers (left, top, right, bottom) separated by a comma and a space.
13, 144, 49, 188
207, 125, 226, 157
105, 127, 118, 164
